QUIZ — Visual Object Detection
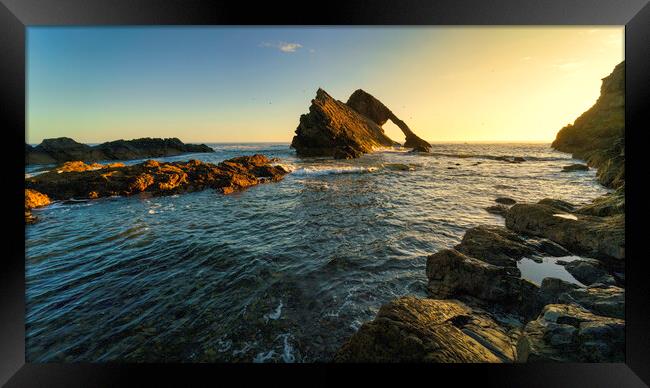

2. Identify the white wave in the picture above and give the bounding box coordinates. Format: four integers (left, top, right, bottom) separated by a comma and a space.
291, 166, 378, 177
276, 333, 295, 363
263, 302, 283, 323
253, 349, 276, 363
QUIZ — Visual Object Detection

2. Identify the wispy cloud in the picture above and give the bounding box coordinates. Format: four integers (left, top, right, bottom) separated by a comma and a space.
260, 41, 303, 53
521, 56, 533, 61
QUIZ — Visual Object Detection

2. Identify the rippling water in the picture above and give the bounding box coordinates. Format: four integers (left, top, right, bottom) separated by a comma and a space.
25, 143, 610, 362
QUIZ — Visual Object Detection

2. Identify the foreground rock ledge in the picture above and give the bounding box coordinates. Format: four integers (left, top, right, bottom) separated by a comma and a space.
25, 154, 288, 203
334, 296, 517, 363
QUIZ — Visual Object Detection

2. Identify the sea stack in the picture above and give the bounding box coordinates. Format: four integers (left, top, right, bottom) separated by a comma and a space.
291, 88, 431, 159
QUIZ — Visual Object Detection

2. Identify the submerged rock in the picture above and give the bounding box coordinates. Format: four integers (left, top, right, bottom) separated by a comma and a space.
334, 296, 517, 362
516, 304, 624, 362
562, 163, 589, 172
495, 197, 517, 205
25, 189, 51, 223
505, 201, 624, 261
25, 154, 288, 200
26, 137, 214, 165
291, 88, 431, 158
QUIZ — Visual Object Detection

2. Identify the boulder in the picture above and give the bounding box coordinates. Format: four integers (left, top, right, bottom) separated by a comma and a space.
454, 226, 534, 267
485, 204, 509, 216
426, 249, 539, 317
505, 201, 624, 261
516, 304, 624, 362
25, 189, 51, 224
25, 154, 288, 200
334, 296, 517, 362
536, 278, 580, 307
558, 284, 624, 319
562, 259, 616, 286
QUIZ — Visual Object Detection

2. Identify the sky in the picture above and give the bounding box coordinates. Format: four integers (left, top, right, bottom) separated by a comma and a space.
27, 27, 624, 144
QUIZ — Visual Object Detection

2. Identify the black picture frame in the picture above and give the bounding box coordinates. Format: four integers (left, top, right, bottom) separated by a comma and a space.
2, 0, 649, 386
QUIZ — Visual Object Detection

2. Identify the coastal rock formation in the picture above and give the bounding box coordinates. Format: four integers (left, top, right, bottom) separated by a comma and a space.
25, 189, 51, 223
557, 284, 624, 319
426, 249, 539, 317
562, 163, 589, 172
561, 259, 616, 286
334, 296, 517, 362
516, 304, 624, 362
454, 225, 569, 268
552, 61, 624, 188
26, 137, 214, 165
346, 89, 432, 152
291, 88, 431, 158
505, 201, 625, 261
25, 154, 288, 201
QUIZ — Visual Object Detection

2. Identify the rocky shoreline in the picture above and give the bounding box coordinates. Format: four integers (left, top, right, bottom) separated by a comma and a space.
24, 154, 288, 224
26, 137, 214, 165
335, 61, 626, 363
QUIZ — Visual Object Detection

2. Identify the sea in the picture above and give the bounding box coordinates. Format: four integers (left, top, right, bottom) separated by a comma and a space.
25, 143, 610, 362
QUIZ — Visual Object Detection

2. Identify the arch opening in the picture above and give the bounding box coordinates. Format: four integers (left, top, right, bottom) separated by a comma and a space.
382, 119, 406, 145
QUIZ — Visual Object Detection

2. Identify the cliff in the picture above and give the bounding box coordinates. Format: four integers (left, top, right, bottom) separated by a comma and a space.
552, 61, 625, 188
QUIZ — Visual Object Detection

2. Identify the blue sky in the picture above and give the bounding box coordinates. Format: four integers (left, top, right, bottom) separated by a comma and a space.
27, 27, 623, 144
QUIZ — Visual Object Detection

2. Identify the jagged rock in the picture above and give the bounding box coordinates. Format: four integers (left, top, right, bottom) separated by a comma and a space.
454, 226, 569, 268
562, 163, 589, 172
536, 278, 581, 307
552, 61, 624, 189
426, 249, 539, 317
505, 201, 624, 261
291, 88, 431, 158
558, 284, 624, 319
537, 198, 576, 213
25, 154, 288, 200
334, 296, 517, 362
26, 137, 214, 165
562, 259, 616, 286
516, 304, 624, 362
454, 226, 534, 268
495, 197, 516, 205
25, 189, 51, 223
346, 89, 431, 152
577, 187, 625, 216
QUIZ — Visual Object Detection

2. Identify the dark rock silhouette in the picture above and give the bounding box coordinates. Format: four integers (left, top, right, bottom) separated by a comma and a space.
26, 137, 214, 165
291, 88, 431, 158
552, 61, 624, 188
346, 89, 432, 152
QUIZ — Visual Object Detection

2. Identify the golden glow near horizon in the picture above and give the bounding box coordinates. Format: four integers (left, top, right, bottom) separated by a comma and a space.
27, 27, 623, 144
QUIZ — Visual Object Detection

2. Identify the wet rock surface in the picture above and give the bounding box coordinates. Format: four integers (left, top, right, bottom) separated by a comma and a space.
334, 296, 518, 362
562, 163, 589, 172
26, 137, 214, 165
505, 201, 624, 261
516, 304, 624, 362
25, 189, 52, 223
25, 154, 288, 202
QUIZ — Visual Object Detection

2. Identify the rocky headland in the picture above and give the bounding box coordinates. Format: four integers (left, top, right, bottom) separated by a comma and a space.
24, 155, 288, 223
291, 88, 431, 159
26, 137, 214, 165
335, 62, 626, 363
